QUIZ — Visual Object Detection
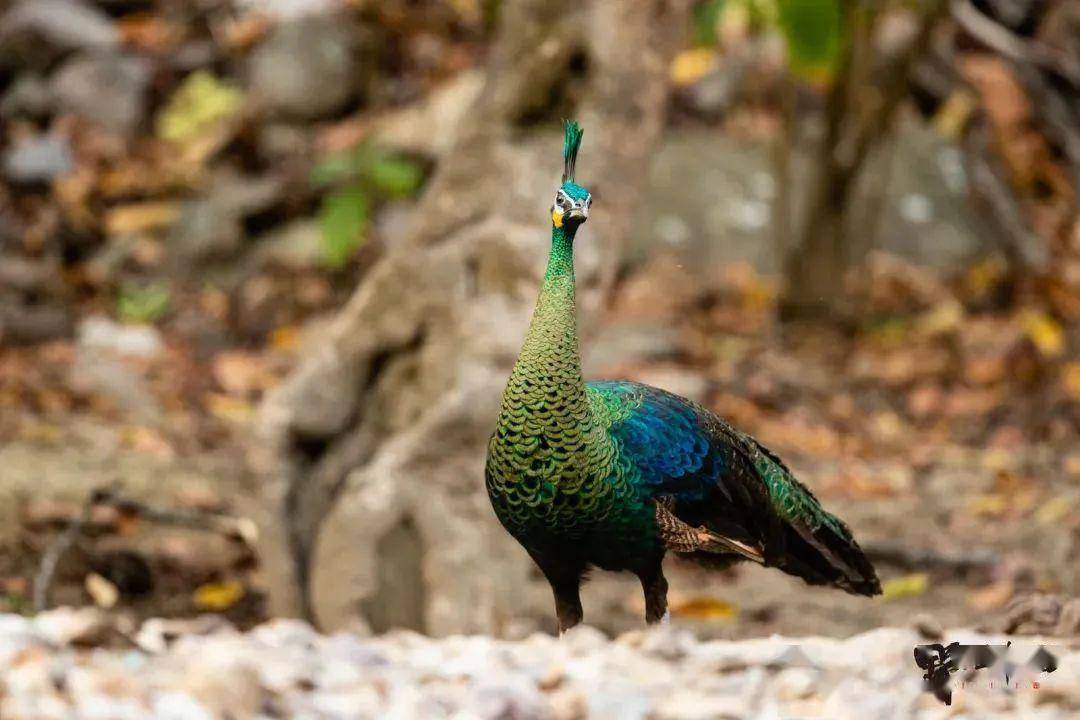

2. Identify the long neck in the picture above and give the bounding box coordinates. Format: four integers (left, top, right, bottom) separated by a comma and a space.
501, 224, 590, 420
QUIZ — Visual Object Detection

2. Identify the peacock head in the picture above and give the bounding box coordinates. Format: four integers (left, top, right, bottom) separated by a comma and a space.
551, 120, 591, 231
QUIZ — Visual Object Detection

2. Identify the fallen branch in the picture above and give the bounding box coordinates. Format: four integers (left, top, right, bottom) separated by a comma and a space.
31, 488, 258, 611
862, 539, 999, 577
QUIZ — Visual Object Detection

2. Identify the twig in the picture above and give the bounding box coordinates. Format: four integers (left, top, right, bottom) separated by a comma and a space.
950, 0, 1080, 88
964, 125, 1051, 271
33, 494, 97, 612
93, 495, 259, 545
32, 488, 257, 612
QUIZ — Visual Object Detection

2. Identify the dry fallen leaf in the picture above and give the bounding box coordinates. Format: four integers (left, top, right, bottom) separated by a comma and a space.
1061, 363, 1080, 400
933, 89, 977, 138
670, 595, 738, 621
1035, 496, 1076, 526
669, 48, 718, 86
204, 393, 254, 424
1019, 310, 1065, 359
212, 351, 276, 396
85, 573, 119, 609
193, 580, 245, 611
967, 580, 1014, 612
105, 202, 181, 236
881, 573, 928, 601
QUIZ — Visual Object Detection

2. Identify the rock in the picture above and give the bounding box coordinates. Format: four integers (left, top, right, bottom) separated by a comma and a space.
51, 53, 149, 135
32, 607, 115, 647
1057, 599, 1080, 636
169, 198, 243, 265
0, 303, 73, 345
150, 692, 215, 720
237, 0, 342, 19
248, 218, 323, 270
169, 173, 284, 265
633, 121, 997, 292
0, 619, 1076, 718
0, 74, 54, 119
69, 317, 164, 422
249, 14, 359, 119
1, 133, 73, 184
66, 349, 163, 423
0, 0, 118, 70
375, 69, 485, 158
77, 316, 163, 359
911, 612, 943, 640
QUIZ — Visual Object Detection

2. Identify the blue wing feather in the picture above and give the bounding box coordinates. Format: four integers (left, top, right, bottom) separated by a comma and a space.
587, 380, 737, 505
586, 379, 881, 595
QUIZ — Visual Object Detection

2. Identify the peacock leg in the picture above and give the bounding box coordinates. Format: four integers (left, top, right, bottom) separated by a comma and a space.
552, 583, 583, 634
639, 563, 669, 625
531, 552, 584, 634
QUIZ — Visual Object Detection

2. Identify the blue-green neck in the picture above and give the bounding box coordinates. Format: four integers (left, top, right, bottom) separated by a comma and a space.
544, 225, 576, 281
502, 224, 585, 412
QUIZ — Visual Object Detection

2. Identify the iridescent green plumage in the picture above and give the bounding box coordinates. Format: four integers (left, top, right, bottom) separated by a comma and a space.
485, 121, 880, 632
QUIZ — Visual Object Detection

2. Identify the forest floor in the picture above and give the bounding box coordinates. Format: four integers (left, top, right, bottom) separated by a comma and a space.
2, 249, 1078, 640
1, 0, 1077, 645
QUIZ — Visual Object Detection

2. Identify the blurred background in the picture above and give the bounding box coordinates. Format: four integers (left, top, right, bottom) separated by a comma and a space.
0, 0, 1077, 643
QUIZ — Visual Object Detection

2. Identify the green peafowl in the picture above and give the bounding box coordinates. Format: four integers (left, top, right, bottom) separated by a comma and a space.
485, 120, 881, 633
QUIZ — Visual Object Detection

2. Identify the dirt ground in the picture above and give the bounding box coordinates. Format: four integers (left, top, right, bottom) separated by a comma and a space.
4, 267, 1076, 639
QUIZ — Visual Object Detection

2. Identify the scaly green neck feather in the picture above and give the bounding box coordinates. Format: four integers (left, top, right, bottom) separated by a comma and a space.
488, 221, 625, 540
494, 224, 610, 477
509, 225, 585, 405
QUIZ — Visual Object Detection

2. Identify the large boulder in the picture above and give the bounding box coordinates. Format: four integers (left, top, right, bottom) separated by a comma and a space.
248, 13, 361, 120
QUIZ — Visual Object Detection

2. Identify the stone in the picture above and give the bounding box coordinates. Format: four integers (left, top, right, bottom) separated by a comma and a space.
32, 607, 115, 647
2, 133, 73, 184
632, 121, 997, 293
67, 347, 163, 423
0, 619, 1077, 718
150, 692, 215, 720
169, 198, 243, 264
1057, 599, 1080, 636
249, 14, 359, 119
51, 53, 149, 135
0, 74, 54, 119
77, 316, 163, 359
912, 612, 943, 640
237, 0, 342, 19
0, 0, 118, 70
247, 218, 323, 271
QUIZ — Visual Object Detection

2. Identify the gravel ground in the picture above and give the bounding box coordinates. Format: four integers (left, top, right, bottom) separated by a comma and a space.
0, 609, 1077, 719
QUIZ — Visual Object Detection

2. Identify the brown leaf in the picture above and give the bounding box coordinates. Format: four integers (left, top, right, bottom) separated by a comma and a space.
968, 580, 1015, 612
212, 352, 276, 397
105, 202, 181, 236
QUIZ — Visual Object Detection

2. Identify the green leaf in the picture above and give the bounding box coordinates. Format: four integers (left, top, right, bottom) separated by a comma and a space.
692, 0, 726, 46
367, 155, 424, 198
311, 147, 363, 188
319, 186, 369, 269
776, 0, 842, 81
117, 282, 171, 324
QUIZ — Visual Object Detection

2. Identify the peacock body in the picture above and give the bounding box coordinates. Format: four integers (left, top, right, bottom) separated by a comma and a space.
485, 121, 880, 632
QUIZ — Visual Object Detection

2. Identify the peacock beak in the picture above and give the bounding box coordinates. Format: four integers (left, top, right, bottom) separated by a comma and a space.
566, 206, 588, 222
